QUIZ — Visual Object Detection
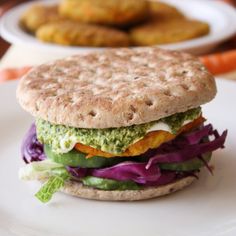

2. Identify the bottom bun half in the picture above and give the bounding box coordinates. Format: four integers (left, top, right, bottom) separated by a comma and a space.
60, 176, 196, 201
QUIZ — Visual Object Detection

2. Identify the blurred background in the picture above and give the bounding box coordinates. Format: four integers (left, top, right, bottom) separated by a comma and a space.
0, 0, 236, 81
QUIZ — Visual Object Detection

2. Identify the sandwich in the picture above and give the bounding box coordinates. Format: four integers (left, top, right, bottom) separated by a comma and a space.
17, 47, 227, 203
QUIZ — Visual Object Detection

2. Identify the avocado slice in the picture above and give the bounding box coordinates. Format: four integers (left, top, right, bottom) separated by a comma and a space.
44, 145, 126, 168
81, 176, 141, 190
159, 153, 212, 171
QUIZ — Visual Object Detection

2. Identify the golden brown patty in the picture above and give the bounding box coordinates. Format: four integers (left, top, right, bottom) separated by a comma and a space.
20, 4, 62, 33
59, 0, 149, 26
149, 1, 185, 21
36, 20, 130, 47
130, 19, 210, 46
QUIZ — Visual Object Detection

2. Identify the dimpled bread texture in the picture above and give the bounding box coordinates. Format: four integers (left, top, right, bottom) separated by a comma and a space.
61, 176, 196, 201
17, 47, 216, 129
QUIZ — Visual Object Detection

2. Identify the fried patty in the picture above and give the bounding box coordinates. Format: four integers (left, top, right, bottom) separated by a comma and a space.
59, 0, 149, 26
36, 20, 130, 47
130, 18, 210, 46
149, 1, 185, 21
20, 4, 63, 33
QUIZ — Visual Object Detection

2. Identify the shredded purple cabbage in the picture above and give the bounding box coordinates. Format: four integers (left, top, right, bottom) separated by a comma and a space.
197, 155, 213, 175
67, 165, 180, 186
66, 166, 87, 178
91, 161, 161, 184
66, 167, 194, 186
144, 171, 195, 186
183, 124, 213, 145
21, 124, 46, 163
146, 129, 227, 169
145, 171, 176, 186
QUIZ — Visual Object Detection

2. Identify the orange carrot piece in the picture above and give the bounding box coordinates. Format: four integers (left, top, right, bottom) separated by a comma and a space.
220, 0, 235, 6
0, 66, 32, 83
200, 50, 236, 75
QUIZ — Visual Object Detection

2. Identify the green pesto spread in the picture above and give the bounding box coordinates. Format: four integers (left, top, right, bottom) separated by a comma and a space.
161, 107, 201, 134
36, 107, 201, 155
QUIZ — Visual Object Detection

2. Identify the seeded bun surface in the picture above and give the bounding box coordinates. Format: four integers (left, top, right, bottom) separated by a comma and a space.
17, 47, 216, 128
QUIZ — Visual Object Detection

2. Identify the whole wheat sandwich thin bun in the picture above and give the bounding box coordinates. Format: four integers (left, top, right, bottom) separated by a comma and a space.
17, 47, 216, 129
61, 176, 196, 201
17, 47, 227, 203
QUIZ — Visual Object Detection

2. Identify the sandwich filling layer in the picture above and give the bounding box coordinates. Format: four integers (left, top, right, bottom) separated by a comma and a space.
19, 107, 227, 203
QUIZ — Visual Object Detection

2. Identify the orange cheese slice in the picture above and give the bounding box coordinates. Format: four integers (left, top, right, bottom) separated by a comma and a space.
75, 116, 205, 158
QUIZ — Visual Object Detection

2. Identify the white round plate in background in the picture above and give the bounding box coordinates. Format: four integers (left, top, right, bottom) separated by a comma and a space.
0, 79, 235, 236
0, 0, 236, 56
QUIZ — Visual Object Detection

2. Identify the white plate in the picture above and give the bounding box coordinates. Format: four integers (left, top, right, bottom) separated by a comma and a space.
1, 0, 236, 55
0, 79, 235, 236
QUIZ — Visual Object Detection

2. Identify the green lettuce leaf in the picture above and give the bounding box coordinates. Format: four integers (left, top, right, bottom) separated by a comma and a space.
19, 159, 65, 180
19, 160, 70, 203
35, 174, 69, 203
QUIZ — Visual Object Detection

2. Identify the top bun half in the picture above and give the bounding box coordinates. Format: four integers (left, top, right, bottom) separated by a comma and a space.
17, 47, 216, 128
